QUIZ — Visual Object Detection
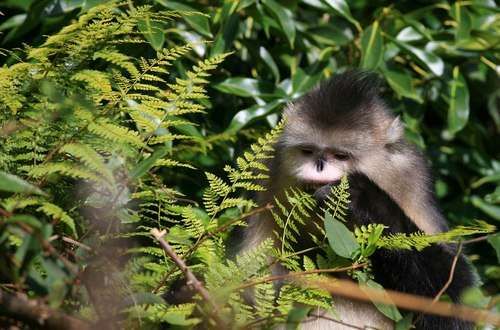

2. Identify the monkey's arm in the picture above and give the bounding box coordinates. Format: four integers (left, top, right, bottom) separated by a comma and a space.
345, 174, 475, 330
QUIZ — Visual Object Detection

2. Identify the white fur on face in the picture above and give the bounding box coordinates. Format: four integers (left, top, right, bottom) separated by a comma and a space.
295, 161, 344, 184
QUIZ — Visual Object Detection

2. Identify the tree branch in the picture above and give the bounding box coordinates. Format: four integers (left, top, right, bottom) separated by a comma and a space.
302, 277, 500, 326
0, 290, 89, 330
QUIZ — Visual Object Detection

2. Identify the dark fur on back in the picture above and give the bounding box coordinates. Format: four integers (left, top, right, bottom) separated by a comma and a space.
347, 173, 475, 329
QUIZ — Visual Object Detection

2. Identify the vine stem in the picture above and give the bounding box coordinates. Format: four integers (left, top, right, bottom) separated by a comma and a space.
150, 228, 227, 329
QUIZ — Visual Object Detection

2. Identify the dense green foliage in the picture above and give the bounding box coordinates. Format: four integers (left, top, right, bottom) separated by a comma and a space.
0, 0, 499, 329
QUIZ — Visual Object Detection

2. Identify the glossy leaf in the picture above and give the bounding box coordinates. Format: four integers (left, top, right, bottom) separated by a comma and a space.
447, 66, 470, 136
322, 0, 361, 31
324, 211, 359, 259
392, 39, 444, 76
225, 99, 284, 133
382, 67, 422, 103
214, 77, 277, 97
451, 3, 471, 41
138, 17, 165, 51
262, 0, 296, 48
360, 21, 384, 70
259, 46, 280, 83
155, 0, 212, 38
487, 233, 500, 263
130, 146, 170, 180
471, 196, 500, 221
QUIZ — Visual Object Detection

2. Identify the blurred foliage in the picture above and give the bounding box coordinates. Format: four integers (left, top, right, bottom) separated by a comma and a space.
0, 0, 499, 328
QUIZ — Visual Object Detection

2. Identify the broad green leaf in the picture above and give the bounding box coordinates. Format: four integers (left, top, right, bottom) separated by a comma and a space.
138, 17, 165, 51
259, 46, 280, 83
382, 68, 422, 103
286, 306, 312, 330
130, 146, 170, 180
292, 67, 324, 96
392, 39, 444, 76
451, 3, 472, 41
0, 171, 45, 195
262, 0, 296, 48
322, 0, 361, 31
360, 21, 384, 70
324, 211, 359, 259
0, 14, 27, 32
365, 280, 403, 322
447, 67, 470, 136
214, 77, 277, 97
155, 0, 212, 38
461, 287, 491, 309
487, 233, 500, 262
308, 26, 353, 46
225, 99, 284, 133
395, 313, 414, 330
471, 196, 500, 221
210, 13, 239, 56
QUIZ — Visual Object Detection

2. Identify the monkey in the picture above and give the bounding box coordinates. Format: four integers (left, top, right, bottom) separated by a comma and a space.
239, 71, 476, 330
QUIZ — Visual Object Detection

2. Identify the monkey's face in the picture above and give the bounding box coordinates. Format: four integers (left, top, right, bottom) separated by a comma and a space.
284, 143, 351, 190
277, 105, 393, 194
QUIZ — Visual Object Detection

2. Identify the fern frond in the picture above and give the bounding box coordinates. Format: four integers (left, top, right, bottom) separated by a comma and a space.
37, 202, 77, 236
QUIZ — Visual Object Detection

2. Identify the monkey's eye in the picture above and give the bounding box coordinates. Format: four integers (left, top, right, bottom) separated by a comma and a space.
300, 148, 314, 156
333, 152, 350, 161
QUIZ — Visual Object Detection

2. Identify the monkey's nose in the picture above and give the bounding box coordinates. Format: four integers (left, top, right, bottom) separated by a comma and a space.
316, 158, 325, 172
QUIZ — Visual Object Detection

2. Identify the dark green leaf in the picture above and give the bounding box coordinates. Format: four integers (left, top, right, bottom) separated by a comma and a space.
225, 99, 284, 133
471, 196, 500, 221
0, 171, 45, 195
262, 0, 296, 48
451, 3, 471, 41
259, 46, 280, 83
446, 66, 470, 137
137, 17, 165, 51
324, 211, 359, 259
395, 313, 414, 330
322, 0, 361, 31
365, 279, 403, 322
392, 39, 444, 76
214, 77, 277, 97
155, 0, 212, 38
487, 233, 500, 262
286, 306, 311, 330
130, 146, 170, 180
360, 21, 384, 70
382, 67, 422, 103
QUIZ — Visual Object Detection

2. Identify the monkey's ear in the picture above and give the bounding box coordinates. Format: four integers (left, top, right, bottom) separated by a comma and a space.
386, 116, 404, 143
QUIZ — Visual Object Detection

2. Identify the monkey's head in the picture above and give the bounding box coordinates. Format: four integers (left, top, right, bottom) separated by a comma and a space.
275, 71, 406, 194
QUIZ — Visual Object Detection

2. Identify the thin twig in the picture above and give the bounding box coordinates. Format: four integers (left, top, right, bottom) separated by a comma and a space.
462, 235, 489, 245
150, 228, 227, 328
302, 277, 500, 326
152, 204, 272, 294
433, 242, 463, 304
411, 242, 463, 327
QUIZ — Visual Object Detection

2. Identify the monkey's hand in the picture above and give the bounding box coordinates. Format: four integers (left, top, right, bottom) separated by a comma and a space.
313, 181, 340, 207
